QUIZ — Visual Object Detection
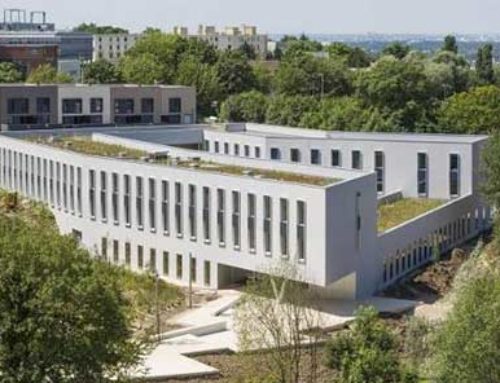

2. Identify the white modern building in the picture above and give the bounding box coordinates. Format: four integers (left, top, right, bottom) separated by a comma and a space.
0, 123, 491, 299
173, 25, 268, 58
92, 33, 140, 63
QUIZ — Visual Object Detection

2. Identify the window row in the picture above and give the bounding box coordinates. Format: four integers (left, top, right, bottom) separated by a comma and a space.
205, 140, 262, 159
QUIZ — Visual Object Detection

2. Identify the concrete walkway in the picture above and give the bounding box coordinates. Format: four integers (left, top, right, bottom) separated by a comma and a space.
132, 291, 417, 381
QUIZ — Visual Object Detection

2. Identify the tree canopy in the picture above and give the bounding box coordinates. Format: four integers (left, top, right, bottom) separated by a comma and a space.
26, 64, 73, 84
0, 62, 23, 83
74, 23, 128, 34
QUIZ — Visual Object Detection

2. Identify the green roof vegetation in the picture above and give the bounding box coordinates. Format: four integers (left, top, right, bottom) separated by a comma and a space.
29, 135, 339, 186
378, 198, 445, 233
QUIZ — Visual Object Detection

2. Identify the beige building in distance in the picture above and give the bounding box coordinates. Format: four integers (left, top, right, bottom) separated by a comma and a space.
173, 25, 268, 58
92, 33, 140, 63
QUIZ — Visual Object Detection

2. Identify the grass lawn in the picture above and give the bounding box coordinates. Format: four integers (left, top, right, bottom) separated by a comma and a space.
378, 198, 445, 233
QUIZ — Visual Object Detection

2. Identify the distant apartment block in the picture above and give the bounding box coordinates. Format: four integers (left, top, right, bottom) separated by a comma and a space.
92, 33, 140, 63
173, 25, 268, 58
0, 84, 196, 130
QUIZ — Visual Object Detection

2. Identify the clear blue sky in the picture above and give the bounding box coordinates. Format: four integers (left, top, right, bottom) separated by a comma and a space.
3, 0, 499, 34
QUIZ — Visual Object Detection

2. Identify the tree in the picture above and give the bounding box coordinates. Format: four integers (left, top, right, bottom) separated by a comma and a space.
219, 91, 269, 123
325, 306, 416, 383
82, 59, 121, 84
0, 62, 23, 83
74, 23, 128, 34
274, 55, 351, 97
481, 131, 500, 209
442, 35, 458, 54
238, 41, 257, 60
119, 53, 164, 84
382, 42, 411, 59
437, 85, 500, 134
235, 263, 322, 383
328, 43, 372, 68
266, 95, 317, 127
214, 50, 256, 97
0, 212, 144, 382
476, 44, 494, 85
26, 64, 73, 84
431, 274, 500, 383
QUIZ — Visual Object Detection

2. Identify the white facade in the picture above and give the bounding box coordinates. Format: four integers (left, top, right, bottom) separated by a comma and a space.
92, 33, 140, 63
0, 123, 491, 299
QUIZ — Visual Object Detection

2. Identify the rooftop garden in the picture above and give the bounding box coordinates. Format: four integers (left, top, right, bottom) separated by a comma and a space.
27, 135, 338, 186
378, 198, 445, 233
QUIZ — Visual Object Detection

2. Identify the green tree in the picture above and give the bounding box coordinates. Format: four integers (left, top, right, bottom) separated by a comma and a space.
437, 85, 500, 134
82, 59, 121, 84
274, 55, 351, 97
0, 62, 23, 83
74, 22, 128, 34
328, 43, 372, 68
119, 53, 164, 84
432, 274, 500, 383
26, 64, 73, 84
219, 91, 269, 123
0, 213, 144, 382
214, 50, 256, 97
325, 306, 416, 383
476, 44, 494, 85
442, 35, 458, 54
481, 131, 500, 209
238, 41, 257, 60
382, 42, 411, 59
266, 95, 317, 126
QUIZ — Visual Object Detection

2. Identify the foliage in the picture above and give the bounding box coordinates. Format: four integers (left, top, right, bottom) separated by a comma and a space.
442, 35, 458, 54
26, 64, 73, 84
220, 91, 269, 123
324, 306, 416, 383
0, 62, 23, 83
403, 316, 434, 372
476, 43, 495, 85
214, 50, 256, 97
266, 95, 318, 127
481, 131, 500, 210
328, 43, 372, 68
0, 213, 145, 382
74, 22, 128, 34
83, 59, 122, 84
382, 42, 411, 59
119, 53, 164, 84
274, 55, 352, 97
235, 263, 322, 383
437, 85, 500, 134
431, 273, 500, 383
279, 34, 323, 59
238, 41, 257, 60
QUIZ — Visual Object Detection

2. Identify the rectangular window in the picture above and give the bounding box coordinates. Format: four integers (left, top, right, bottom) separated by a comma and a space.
69, 165, 74, 212
417, 153, 428, 197
49, 160, 54, 206
375, 151, 385, 193
62, 99, 83, 114
100, 171, 107, 221
124, 175, 131, 226
232, 191, 241, 249
89, 169, 96, 219
270, 148, 281, 160
310, 149, 321, 165
125, 243, 131, 265
137, 245, 144, 269
280, 198, 289, 257
176, 254, 183, 279
77, 167, 82, 215
161, 180, 169, 234
255, 147, 261, 158
450, 153, 460, 198
113, 240, 119, 263
224, 143, 229, 154
244, 145, 250, 157
297, 201, 307, 262
141, 98, 154, 114
264, 196, 272, 255
114, 99, 134, 114
175, 182, 183, 237
248, 194, 256, 252
36, 97, 51, 114
149, 248, 157, 272
62, 164, 68, 210
7, 98, 29, 114
112, 173, 119, 224
56, 162, 61, 208
217, 189, 226, 246
214, 141, 220, 153
149, 178, 156, 232
203, 187, 211, 242
90, 98, 103, 113
136, 177, 144, 229
290, 148, 301, 163
204, 261, 211, 286
163, 251, 169, 276
352, 150, 362, 169
234, 144, 240, 156
189, 184, 197, 240
190, 257, 197, 283
331, 150, 341, 167
169, 98, 182, 113
101, 237, 108, 260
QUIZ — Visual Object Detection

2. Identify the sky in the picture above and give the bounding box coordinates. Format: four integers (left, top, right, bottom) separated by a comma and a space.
2, 0, 500, 35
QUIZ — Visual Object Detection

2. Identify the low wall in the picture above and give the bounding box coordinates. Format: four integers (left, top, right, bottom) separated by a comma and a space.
377, 194, 492, 289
